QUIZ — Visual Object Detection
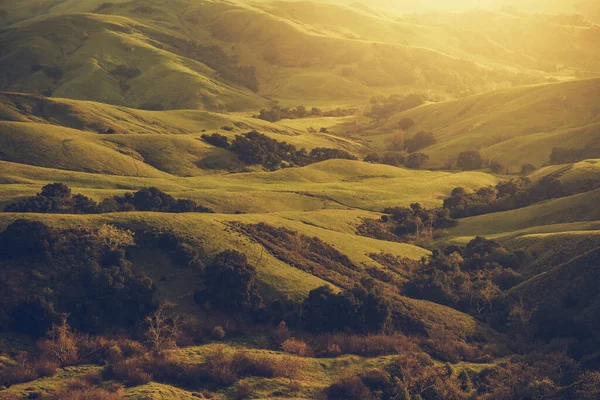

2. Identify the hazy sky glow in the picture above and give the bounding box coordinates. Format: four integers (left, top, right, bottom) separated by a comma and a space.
329, 0, 582, 14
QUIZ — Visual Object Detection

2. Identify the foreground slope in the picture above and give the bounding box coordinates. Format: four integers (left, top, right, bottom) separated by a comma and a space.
510, 247, 600, 355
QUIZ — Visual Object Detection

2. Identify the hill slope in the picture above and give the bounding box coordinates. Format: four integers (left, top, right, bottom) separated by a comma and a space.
510, 247, 600, 346
0, 11, 267, 111
362, 78, 600, 171
5, 0, 597, 109
444, 188, 600, 240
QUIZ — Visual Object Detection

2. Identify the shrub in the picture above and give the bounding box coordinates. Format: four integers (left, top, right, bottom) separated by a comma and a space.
235, 352, 275, 378
211, 325, 226, 340
195, 250, 263, 312
111, 64, 141, 78
105, 357, 152, 386
310, 334, 413, 357
234, 381, 253, 400
43, 378, 124, 400
381, 152, 405, 167
366, 93, 425, 122
38, 316, 79, 366
97, 224, 135, 251
364, 153, 382, 163
399, 118, 415, 130
281, 338, 311, 357
255, 105, 354, 122
327, 373, 374, 400
0, 353, 58, 387
272, 321, 291, 345
145, 302, 181, 354
576, 371, 600, 400
405, 152, 429, 168
141, 355, 203, 387
201, 345, 237, 385
457, 150, 483, 170
308, 147, 357, 162
359, 369, 391, 392
201, 133, 230, 148
521, 163, 537, 175
404, 131, 436, 153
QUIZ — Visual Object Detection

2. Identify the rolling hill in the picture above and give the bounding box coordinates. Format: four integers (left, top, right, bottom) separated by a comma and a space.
1, 1, 600, 399
3, 0, 599, 111
359, 78, 600, 171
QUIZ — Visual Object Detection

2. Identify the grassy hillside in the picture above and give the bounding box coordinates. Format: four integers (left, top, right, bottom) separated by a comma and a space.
444, 189, 600, 241
0, 92, 367, 177
0, 159, 499, 213
0, 2, 599, 399
0, 210, 497, 343
505, 231, 600, 277
360, 78, 600, 171
4, 0, 595, 110
510, 247, 600, 346
530, 158, 600, 184
0, 11, 268, 111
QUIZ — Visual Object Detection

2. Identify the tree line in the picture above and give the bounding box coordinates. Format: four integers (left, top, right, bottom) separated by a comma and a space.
202, 130, 357, 170
4, 183, 214, 214
443, 176, 600, 218
254, 105, 355, 123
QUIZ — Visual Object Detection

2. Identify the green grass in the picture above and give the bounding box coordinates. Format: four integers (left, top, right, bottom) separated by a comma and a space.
530, 159, 600, 184
5, 0, 595, 111
444, 189, 600, 241
0, 210, 495, 340
1, 11, 268, 111
0, 210, 426, 300
0, 365, 103, 399
0, 158, 499, 212
0, 92, 368, 177
505, 230, 600, 278
361, 78, 600, 171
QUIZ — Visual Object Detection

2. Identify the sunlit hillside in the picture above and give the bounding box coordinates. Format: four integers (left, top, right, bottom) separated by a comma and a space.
1, 1, 600, 399
358, 78, 600, 171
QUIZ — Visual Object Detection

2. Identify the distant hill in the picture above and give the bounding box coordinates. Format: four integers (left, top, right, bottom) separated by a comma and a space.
360, 78, 600, 171
3, 0, 599, 110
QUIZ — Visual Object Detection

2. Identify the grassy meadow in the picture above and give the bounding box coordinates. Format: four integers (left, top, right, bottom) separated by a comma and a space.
1, 1, 600, 399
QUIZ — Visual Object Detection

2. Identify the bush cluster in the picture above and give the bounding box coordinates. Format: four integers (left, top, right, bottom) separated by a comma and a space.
405, 237, 526, 317
195, 250, 263, 313
366, 93, 425, 122
4, 183, 214, 214
443, 176, 600, 218
404, 131, 436, 153
364, 152, 405, 167
550, 146, 600, 165
202, 130, 357, 170
0, 220, 156, 336
358, 203, 456, 244
302, 285, 391, 334
254, 105, 354, 122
